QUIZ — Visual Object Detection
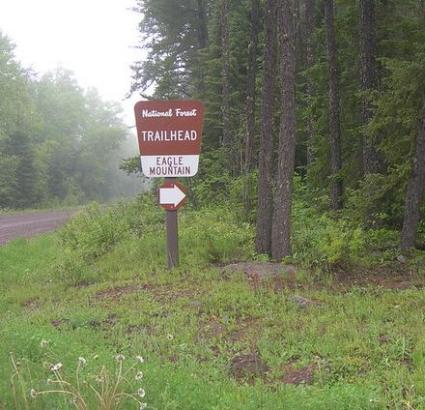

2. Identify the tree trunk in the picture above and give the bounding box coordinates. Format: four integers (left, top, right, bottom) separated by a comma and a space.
220, 0, 231, 148
271, 0, 297, 261
400, 100, 425, 251
360, 0, 380, 175
293, 0, 303, 68
244, 0, 260, 172
305, 0, 316, 166
255, 0, 277, 255
196, 0, 209, 95
324, 0, 343, 210
197, 0, 208, 50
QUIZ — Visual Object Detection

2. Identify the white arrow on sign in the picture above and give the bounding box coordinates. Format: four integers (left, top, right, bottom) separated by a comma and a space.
159, 184, 186, 208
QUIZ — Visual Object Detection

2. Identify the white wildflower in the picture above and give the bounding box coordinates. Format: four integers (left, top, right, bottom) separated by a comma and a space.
50, 362, 63, 372
137, 387, 146, 398
136, 355, 145, 364
135, 371, 144, 381
40, 339, 49, 348
167, 334, 174, 341
115, 354, 125, 362
30, 388, 37, 399
78, 356, 87, 367
95, 375, 105, 383
139, 402, 147, 409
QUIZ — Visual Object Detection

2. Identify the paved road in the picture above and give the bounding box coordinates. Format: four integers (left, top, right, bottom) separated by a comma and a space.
0, 210, 73, 245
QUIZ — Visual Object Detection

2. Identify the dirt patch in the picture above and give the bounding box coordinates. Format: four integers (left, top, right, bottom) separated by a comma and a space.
126, 324, 155, 336
197, 316, 260, 345
95, 285, 145, 300
90, 313, 118, 329
336, 275, 420, 290
51, 318, 70, 329
378, 334, 390, 345
332, 263, 424, 290
227, 318, 260, 343
95, 283, 202, 303
149, 286, 202, 302
230, 352, 269, 383
222, 262, 298, 292
222, 261, 424, 291
400, 358, 414, 372
281, 363, 315, 385
198, 319, 226, 341
22, 297, 40, 311
51, 314, 118, 331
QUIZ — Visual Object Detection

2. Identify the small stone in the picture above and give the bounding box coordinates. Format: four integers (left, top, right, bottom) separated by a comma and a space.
290, 295, 316, 309
397, 255, 407, 264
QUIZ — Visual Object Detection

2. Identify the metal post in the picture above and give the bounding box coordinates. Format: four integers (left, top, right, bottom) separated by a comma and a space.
165, 177, 179, 269
166, 209, 179, 269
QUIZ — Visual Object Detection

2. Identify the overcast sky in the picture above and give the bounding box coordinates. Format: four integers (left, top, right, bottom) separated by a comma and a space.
0, 0, 143, 126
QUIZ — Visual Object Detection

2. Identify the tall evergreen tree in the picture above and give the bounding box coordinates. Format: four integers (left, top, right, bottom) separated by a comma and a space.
196, 0, 209, 95
220, 0, 231, 148
272, 0, 297, 260
305, 0, 316, 166
360, 0, 380, 175
401, 99, 425, 250
324, 0, 343, 210
256, 0, 277, 255
243, 0, 260, 173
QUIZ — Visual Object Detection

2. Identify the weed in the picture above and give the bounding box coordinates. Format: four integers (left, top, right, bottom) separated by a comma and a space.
9, 350, 148, 410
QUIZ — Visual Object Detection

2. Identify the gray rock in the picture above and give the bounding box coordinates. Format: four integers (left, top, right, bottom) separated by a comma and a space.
290, 295, 317, 309
397, 255, 407, 264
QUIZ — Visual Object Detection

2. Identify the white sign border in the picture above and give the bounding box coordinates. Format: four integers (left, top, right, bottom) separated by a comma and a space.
141, 155, 199, 178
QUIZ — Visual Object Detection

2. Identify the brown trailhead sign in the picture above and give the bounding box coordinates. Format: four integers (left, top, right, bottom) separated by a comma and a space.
158, 180, 187, 211
134, 100, 204, 178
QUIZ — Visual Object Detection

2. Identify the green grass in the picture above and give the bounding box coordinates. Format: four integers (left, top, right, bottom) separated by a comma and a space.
1, 203, 425, 409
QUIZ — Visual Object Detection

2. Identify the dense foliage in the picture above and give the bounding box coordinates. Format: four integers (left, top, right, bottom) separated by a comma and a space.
0, 32, 140, 209
130, 0, 425, 255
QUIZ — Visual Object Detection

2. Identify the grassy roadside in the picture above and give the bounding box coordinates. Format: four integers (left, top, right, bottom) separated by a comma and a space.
1, 199, 425, 409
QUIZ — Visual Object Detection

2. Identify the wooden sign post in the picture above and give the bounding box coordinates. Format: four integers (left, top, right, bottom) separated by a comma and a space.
134, 100, 204, 269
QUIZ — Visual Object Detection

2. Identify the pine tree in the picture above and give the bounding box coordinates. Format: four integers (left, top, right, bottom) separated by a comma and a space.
324, 0, 343, 210
401, 99, 425, 250
305, 0, 316, 166
256, 0, 277, 255
360, 0, 380, 175
220, 0, 231, 148
243, 0, 260, 173
272, 0, 297, 260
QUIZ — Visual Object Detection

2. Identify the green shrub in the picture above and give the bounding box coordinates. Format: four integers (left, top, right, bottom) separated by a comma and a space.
181, 206, 254, 264
56, 195, 253, 274
118, 194, 163, 238
292, 199, 366, 267
58, 203, 130, 262
58, 195, 164, 262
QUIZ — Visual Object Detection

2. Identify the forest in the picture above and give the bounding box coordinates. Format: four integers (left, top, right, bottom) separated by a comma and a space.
2, 1, 425, 408
0, 32, 140, 209
129, 0, 425, 260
